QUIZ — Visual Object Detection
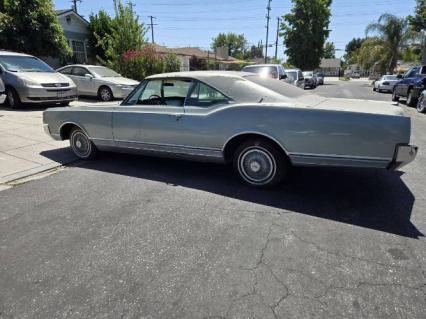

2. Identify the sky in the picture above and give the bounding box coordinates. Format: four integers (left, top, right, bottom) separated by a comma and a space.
54, 0, 417, 59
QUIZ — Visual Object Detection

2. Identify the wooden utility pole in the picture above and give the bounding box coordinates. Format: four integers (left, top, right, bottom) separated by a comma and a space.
71, 0, 81, 13
264, 0, 272, 63
148, 16, 157, 44
274, 17, 280, 60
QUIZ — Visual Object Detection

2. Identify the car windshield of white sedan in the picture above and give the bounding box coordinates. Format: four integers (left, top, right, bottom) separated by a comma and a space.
242, 66, 278, 78
0, 56, 53, 72
87, 66, 120, 77
285, 71, 297, 82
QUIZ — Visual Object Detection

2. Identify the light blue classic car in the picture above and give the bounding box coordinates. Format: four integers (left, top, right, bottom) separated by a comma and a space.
43, 71, 417, 187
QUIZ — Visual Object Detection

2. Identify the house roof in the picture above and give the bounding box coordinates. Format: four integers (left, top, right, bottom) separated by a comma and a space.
153, 44, 240, 62
56, 9, 89, 25
319, 58, 341, 68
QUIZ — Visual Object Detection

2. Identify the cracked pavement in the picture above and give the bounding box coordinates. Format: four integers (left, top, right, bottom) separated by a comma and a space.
0, 80, 425, 318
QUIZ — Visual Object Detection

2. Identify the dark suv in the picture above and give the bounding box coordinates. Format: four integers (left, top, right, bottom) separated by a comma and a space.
392, 65, 426, 106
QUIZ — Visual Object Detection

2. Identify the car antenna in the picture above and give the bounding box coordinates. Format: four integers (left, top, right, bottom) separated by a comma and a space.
258, 97, 264, 103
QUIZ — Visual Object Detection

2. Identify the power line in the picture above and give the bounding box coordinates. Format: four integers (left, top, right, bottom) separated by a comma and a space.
148, 16, 157, 44
264, 0, 272, 63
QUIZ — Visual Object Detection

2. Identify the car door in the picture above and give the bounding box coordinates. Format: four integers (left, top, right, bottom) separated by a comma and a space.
398, 67, 419, 96
112, 78, 192, 152
69, 66, 94, 96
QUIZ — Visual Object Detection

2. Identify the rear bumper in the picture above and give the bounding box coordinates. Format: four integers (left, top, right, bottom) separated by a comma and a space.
388, 144, 418, 170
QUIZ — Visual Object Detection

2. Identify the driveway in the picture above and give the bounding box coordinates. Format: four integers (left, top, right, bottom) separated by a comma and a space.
0, 81, 425, 318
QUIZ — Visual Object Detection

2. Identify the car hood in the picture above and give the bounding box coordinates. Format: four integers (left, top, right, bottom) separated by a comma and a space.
98, 77, 139, 86
16, 72, 72, 84
292, 95, 405, 116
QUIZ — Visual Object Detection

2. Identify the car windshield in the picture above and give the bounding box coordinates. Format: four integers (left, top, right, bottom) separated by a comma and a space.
242, 66, 278, 78
87, 66, 121, 77
285, 71, 297, 81
303, 71, 313, 77
0, 55, 53, 72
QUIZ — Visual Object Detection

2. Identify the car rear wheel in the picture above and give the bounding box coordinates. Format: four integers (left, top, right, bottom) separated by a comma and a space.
392, 88, 399, 102
406, 89, 417, 107
69, 127, 97, 160
417, 93, 426, 113
98, 86, 113, 102
6, 87, 22, 109
233, 139, 288, 188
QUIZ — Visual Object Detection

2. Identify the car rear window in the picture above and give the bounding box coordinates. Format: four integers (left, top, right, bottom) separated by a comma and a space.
244, 74, 307, 98
241, 66, 278, 78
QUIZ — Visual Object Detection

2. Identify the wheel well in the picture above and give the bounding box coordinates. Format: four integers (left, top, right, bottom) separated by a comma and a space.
98, 85, 112, 95
223, 133, 288, 163
60, 123, 79, 140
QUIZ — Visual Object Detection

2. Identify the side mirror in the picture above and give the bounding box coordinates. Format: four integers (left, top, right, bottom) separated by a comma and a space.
396, 74, 403, 79
85, 74, 94, 79
279, 74, 287, 80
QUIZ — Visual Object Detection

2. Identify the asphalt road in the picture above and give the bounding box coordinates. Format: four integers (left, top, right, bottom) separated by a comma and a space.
1, 80, 425, 319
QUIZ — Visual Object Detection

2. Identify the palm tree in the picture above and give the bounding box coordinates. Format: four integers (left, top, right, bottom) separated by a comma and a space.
366, 14, 413, 73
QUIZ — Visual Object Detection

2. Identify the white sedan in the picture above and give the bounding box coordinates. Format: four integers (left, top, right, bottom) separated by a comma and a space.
373, 75, 399, 93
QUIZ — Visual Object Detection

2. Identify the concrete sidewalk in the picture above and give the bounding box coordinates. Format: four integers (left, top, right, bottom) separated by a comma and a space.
0, 99, 116, 185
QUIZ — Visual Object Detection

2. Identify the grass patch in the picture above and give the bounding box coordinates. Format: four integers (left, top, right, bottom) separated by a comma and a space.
339, 77, 350, 81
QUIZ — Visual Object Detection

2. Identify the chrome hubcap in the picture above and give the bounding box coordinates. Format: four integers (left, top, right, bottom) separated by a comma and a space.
71, 132, 91, 157
238, 147, 276, 185
101, 89, 111, 101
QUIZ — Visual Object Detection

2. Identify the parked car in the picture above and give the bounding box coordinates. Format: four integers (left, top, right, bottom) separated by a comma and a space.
351, 72, 361, 79
57, 65, 139, 101
284, 69, 305, 88
241, 64, 287, 81
417, 90, 426, 113
392, 65, 426, 107
316, 72, 324, 85
302, 71, 317, 89
43, 71, 417, 188
0, 51, 77, 108
373, 75, 399, 93
0, 77, 6, 105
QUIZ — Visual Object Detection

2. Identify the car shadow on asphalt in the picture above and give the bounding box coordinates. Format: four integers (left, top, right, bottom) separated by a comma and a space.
41, 150, 423, 239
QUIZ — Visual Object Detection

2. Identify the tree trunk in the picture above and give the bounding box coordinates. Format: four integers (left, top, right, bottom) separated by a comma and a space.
423, 35, 426, 65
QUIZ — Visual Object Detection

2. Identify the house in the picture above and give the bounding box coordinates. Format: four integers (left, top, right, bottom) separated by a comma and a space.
153, 44, 243, 71
318, 58, 341, 76
41, 9, 91, 67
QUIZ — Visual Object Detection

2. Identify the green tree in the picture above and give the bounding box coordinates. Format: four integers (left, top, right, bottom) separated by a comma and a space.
408, 0, 426, 63
163, 53, 181, 72
0, 0, 71, 57
243, 42, 264, 60
366, 14, 413, 73
88, 9, 113, 62
356, 37, 387, 73
103, 0, 148, 73
344, 38, 365, 63
280, 0, 332, 70
211, 32, 247, 58
323, 42, 336, 58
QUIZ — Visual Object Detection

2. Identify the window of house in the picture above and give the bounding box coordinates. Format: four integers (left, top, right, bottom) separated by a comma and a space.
186, 81, 229, 107
71, 40, 86, 63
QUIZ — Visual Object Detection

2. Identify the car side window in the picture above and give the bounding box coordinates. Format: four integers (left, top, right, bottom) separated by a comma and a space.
298, 71, 304, 80
60, 67, 73, 75
72, 67, 88, 77
407, 68, 420, 78
186, 81, 229, 108
138, 80, 163, 105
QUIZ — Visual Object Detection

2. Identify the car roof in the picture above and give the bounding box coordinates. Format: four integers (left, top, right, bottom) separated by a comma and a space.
242, 64, 281, 67
285, 69, 300, 72
0, 50, 33, 57
57, 64, 104, 69
146, 71, 307, 103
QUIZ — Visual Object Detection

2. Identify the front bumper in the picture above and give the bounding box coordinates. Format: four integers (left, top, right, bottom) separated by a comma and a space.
388, 144, 418, 170
18, 85, 78, 104
0, 93, 6, 104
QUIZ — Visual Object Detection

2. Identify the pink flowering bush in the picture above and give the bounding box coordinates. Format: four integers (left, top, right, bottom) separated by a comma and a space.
113, 44, 180, 81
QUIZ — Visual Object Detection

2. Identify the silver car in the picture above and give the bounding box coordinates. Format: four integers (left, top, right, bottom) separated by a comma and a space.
241, 64, 287, 81
373, 75, 399, 93
417, 90, 426, 113
57, 65, 139, 101
302, 71, 317, 89
284, 69, 305, 88
0, 77, 6, 104
43, 71, 417, 188
0, 51, 77, 108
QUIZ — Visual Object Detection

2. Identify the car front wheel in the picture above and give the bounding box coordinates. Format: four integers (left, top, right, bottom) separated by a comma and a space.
392, 88, 399, 102
6, 87, 22, 109
417, 93, 426, 113
406, 89, 417, 107
69, 127, 97, 159
233, 139, 288, 188
98, 86, 113, 102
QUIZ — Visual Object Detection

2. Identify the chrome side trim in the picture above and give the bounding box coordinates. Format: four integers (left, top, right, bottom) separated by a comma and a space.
289, 152, 391, 168
289, 152, 391, 161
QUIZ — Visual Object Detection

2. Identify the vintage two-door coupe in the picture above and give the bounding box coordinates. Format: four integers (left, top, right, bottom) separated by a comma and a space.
43, 71, 417, 187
